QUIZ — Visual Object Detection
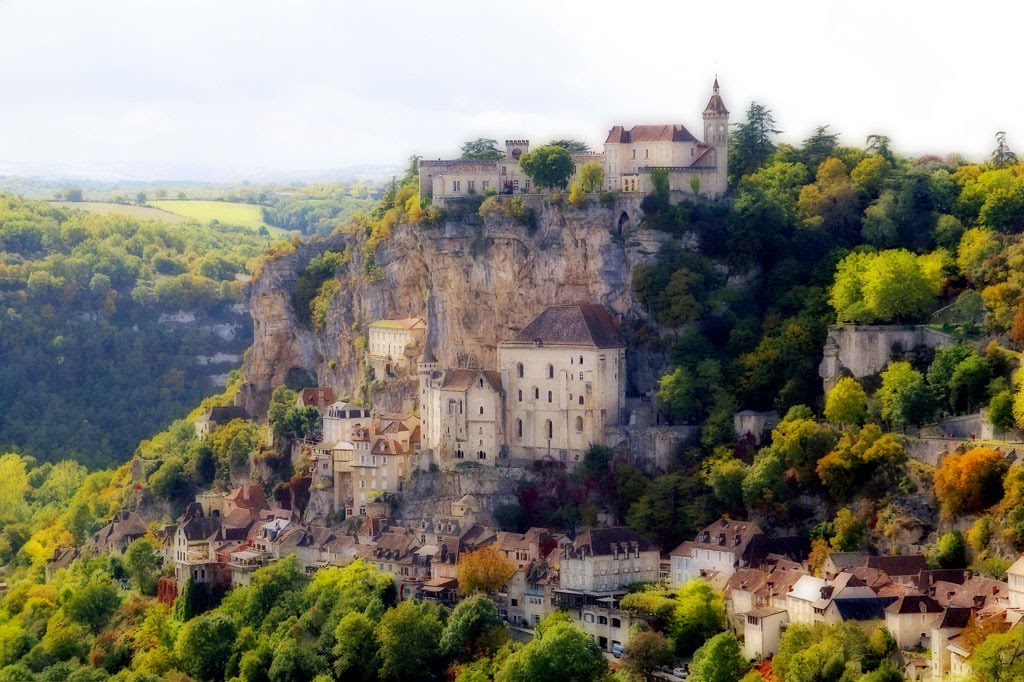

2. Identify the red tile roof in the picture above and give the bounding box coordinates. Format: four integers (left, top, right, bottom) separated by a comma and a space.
605, 124, 698, 144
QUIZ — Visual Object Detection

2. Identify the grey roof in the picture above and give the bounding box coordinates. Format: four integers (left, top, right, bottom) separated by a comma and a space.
835, 597, 898, 621
570, 527, 655, 557
508, 304, 624, 349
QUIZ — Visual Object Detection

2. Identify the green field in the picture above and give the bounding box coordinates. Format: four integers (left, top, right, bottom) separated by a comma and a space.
150, 200, 288, 235
51, 201, 189, 223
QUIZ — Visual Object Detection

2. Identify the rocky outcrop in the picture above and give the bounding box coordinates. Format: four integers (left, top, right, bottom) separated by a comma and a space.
240, 200, 678, 416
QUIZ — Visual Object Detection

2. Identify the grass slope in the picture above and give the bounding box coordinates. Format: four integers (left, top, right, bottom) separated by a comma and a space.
151, 199, 289, 236
51, 201, 189, 223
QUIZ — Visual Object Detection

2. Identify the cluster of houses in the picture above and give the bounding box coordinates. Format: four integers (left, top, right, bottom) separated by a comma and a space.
669, 518, 1024, 681
50, 494, 1024, 677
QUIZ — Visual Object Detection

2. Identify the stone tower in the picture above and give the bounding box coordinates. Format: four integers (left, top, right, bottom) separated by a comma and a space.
703, 77, 730, 195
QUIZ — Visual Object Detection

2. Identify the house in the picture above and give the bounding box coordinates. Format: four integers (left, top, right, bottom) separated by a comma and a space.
499, 304, 626, 466
931, 607, 972, 680
786, 572, 892, 627
670, 518, 769, 586
323, 401, 372, 444
90, 509, 148, 554
194, 405, 248, 439
44, 547, 79, 582
296, 387, 336, 412
885, 594, 944, 650
742, 607, 788, 661
367, 317, 426, 378
555, 527, 658, 653
822, 551, 870, 579
1007, 555, 1024, 608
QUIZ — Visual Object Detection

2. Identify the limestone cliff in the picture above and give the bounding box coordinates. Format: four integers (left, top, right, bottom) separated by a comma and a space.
240, 199, 677, 416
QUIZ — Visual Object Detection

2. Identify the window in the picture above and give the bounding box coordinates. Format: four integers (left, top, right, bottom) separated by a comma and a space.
575, 416, 584, 433
448, 399, 456, 415
482, 180, 490, 190
579, 396, 584, 405
517, 363, 524, 378
518, 389, 523, 402
479, 406, 484, 415
512, 179, 520, 191
467, 180, 475, 192
631, 149, 636, 159
459, 400, 463, 414
612, 618, 621, 628
516, 419, 523, 438
360, 480, 366, 489
545, 420, 553, 439
501, 165, 507, 175
547, 391, 553, 403
452, 180, 461, 192
579, 372, 583, 380
645, 149, 649, 158
599, 616, 608, 625
547, 364, 554, 379
534, 387, 539, 400
579, 355, 583, 365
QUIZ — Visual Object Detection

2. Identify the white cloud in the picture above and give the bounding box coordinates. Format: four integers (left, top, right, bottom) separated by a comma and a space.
0, 0, 1020, 179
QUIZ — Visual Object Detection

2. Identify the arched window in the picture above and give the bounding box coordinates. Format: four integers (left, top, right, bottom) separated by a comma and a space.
547, 364, 554, 379
516, 419, 523, 438
479, 378, 484, 387
575, 416, 584, 433
533, 387, 539, 400
547, 391, 553, 403
518, 389, 523, 402
579, 355, 583, 365
579, 395, 584, 405
517, 363, 524, 378
545, 420, 553, 439
479, 406, 484, 415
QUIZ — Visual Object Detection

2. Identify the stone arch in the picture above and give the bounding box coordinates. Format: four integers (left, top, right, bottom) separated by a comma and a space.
617, 210, 630, 234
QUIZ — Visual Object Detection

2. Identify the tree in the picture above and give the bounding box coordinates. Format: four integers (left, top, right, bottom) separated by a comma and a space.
689, 632, 747, 682
441, 594, 507, 661
518, 145, 574, 190
878, 362, 935, 428
332, 611, 379, 681
568, 181, 586, 207
622, 630, 674, 681
830, 508, 867, 551
461, 138, 503, 161
800, 126, 839, 172
830, 250, 938, 324
579, 161, 604, 193
971, 628, 1024, 682
990, 390, 1015, 431
63, 579, 122, 632
933, 446, 1008, 518
65, 188, 83, 202
932, 530, 967, 569
135, 192, 147, 205
549, 139, 589, 153
123, 537, 161, 594
991, 131, 1018, 169
824, 377, 867, 428
850, 156, 891, 197
268, 636, 321, 682
729, 102, 780, 182
376, 600, 443, 681
496, 619, 606, 682
457, 546, 516, 594
669, 579, 727, 655
866, 134, 893, 162
173, 611, 237, 681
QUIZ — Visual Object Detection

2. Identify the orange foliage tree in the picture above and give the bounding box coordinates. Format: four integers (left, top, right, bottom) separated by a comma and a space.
456, 546, 516, 594
933, 447, 1008, 518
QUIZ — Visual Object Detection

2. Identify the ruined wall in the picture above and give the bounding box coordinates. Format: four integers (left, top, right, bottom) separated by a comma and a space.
819, 324, 955, 393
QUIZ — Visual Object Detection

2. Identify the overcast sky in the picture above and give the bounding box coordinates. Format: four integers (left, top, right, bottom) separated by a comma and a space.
0, 0, 1021, 181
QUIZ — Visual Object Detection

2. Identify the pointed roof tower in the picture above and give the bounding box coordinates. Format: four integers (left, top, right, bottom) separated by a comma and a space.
704, 77, 729, 116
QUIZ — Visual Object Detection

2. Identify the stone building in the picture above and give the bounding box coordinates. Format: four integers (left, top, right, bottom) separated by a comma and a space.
322, 400, 372, 444
419, 79, 728, 204
498, 304, 626, 465
419, 365, 505, 467
367, 317, 426, 378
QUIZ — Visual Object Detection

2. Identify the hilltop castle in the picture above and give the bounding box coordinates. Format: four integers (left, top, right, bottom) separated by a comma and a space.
418, 79, 729, 204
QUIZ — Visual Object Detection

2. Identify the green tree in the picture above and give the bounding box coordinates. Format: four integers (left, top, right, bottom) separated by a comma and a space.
991, 131, 1018, 169
878, 362, 935, 428
850, 155, 891, 197
689, 632, 747, 682
579, 161, 604, 193
376, 600, 443, 681
932, 530, 967, 569
824, 377, 867, 428
549, 139, 590, 152
268, 637, 321, 682
63, 579, 122, 633
496, 619, 606, 682
989, 390, 1015, 431
461, 138, 503, 160
174, 611, 237, 681
518, 145, 574, 190
622, 630, 674, 681
971, 628, 1024, 682
830, 508, 868, 551
441, 594, 508, 661
123, 537, 161, 594
800, 126, 840, 172
332, 611, 379, 681
669, 579, 727, 655
729, 102, 780, 182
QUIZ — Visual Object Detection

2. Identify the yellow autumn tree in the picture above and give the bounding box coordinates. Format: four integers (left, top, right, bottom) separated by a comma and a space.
457, 546, 516, 594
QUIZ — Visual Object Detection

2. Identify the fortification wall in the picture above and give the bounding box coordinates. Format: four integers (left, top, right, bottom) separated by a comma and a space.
819, 324, 955, 393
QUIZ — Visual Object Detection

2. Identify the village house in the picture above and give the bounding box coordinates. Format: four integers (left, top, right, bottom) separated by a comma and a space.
296, 386, 336, 412
865, 554, 929, 586
366, 317, 426, 378
44, 547, 79, 582
194, 405, 248, 439
1007, 555, 1024, 608
322, 400, 372, 444
670, 518, 769, 586
885, 594, 945, 650
90, 509, 148, 555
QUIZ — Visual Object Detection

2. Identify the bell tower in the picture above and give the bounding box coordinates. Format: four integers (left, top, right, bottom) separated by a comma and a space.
702, 77, 730, 196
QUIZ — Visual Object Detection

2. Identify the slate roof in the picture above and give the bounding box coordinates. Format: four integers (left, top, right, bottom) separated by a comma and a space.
440, 369, 501, 393
180, 517, 223, 542
570, 527, 654, 557
938, 607, 973, 629
866, 554, 928, 578
885, 594, 944, 615
507, 304, 624, 348
704, 79, 730, 115
605, 124, 699, 144
834, 596, 898, 621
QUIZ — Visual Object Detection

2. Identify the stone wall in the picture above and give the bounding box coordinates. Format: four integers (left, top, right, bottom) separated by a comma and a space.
605, 424, 699, 472
819, 324, 955, 393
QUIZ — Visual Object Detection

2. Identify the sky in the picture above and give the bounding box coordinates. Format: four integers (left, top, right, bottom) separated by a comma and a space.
0, 0, 1021, 181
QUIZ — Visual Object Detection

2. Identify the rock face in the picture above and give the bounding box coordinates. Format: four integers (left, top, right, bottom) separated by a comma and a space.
240, 200, 675, 416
